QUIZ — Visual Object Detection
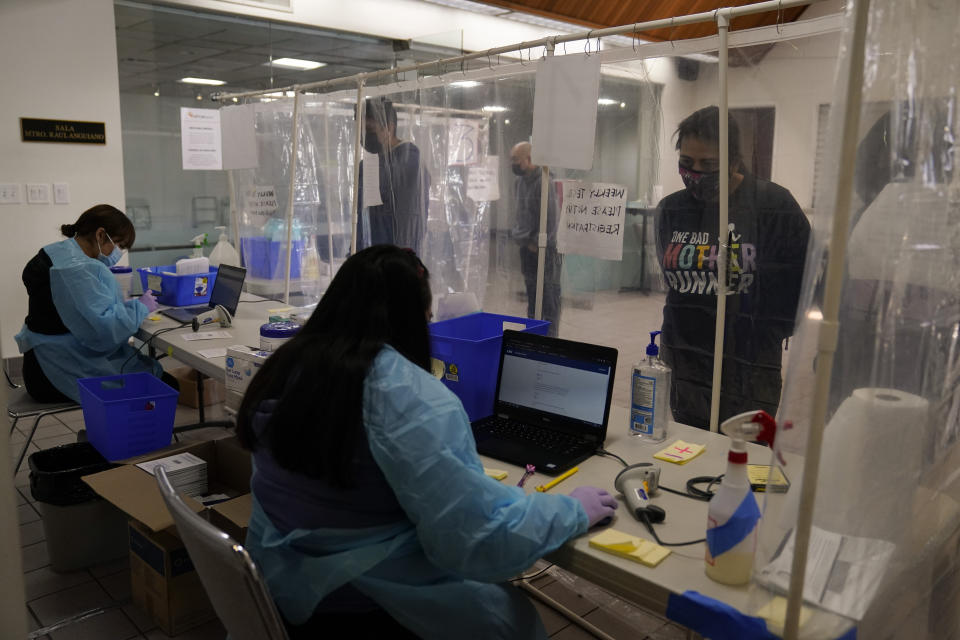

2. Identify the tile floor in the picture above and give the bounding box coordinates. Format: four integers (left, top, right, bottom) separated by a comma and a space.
10, 288, 704, 639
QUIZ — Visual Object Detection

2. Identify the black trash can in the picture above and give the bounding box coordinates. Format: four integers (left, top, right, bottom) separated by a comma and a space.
29, 442, 129, 572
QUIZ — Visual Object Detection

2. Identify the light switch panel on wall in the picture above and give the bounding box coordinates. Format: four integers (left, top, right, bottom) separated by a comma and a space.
0, 183, 21, 204
26, 183, 51, 204
53, 183, 70, 204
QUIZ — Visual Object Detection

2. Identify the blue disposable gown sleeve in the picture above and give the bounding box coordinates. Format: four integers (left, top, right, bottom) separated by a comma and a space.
49, 261, 148, 352
362, 348, 589, 583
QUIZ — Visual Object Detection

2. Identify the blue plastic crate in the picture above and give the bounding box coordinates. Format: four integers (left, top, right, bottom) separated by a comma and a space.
429, 312, 550, 421
241, 237, 304, 279
77, 373, 178, 461
136, 265, 218, 307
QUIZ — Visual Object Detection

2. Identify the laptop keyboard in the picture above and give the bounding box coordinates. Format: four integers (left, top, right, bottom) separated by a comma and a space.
479, 417, 587, 454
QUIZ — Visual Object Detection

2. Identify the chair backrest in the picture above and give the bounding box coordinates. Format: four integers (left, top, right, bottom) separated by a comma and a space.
155, 466, 288, 640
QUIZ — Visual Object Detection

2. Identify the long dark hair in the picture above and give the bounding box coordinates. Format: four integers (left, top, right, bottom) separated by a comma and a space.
237, 245, 432, 485
60, 204, 136, 249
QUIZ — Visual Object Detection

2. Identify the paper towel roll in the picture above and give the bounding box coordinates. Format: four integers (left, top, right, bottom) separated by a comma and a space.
813, 388, 929, 541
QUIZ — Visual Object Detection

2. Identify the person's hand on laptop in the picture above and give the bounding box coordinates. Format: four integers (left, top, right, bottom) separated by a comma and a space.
569, 486, 618, 527
139, 289, 159, 312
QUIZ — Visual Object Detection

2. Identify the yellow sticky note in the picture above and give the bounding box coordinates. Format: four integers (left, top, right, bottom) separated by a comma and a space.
653, 440, 706, 465
149, 315, 161, 322
268, 307, 293, 314
589, 528, 671, 567
755, 596, 811, 633
484, 468, 508, 481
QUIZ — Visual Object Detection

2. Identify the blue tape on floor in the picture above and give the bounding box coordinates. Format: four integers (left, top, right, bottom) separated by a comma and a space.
667, 591, 776, 640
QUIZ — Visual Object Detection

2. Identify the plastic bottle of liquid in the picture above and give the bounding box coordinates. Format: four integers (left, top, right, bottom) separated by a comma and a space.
176, 234, 210, 274
629, 331, 671, 441
209, 226, 241, 268
705, 410, 777, 585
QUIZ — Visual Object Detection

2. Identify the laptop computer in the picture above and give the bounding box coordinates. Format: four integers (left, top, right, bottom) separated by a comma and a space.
471, 330, 618, 476
160, 264, 247, 324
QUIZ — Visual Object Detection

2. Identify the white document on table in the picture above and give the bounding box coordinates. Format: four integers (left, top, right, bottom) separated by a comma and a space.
182, 331, 232, 341
197, 347, 228, 358
756, 526, 894, 620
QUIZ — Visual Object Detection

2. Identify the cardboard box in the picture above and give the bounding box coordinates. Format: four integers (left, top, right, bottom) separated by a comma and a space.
225, 345, 271, 393
170, 366, 226, 409
83, 437, 253, 635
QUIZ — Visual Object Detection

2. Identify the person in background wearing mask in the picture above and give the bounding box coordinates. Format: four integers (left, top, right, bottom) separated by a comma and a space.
238, 245, 616, 639
510, 141, 562, 337
655, 106, 810, 429
357, 98, 430, 255
15, 204, 177, 403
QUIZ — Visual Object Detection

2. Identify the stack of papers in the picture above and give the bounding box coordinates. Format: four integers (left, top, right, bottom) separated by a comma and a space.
137, 452, 209, 497
589, 529, 671, 567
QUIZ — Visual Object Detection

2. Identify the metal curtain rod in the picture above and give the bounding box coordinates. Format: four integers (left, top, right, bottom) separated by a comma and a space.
213, 0, 823, 101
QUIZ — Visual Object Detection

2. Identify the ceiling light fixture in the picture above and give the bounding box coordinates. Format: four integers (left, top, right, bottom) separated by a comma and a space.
450, 80, 481, 88
481, 105, 508, 113
268, 57, 327, 71
153, 89, 160, 97
418, 0, 510, 16
181, 77, 225, 86
597, 98, 617, 106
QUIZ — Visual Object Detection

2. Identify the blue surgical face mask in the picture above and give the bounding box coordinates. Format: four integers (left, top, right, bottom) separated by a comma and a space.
97, 233, 124, 267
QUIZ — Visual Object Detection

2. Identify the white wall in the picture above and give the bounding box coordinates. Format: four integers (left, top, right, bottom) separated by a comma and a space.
0, 0, 126, 358
694, 30, 841, 209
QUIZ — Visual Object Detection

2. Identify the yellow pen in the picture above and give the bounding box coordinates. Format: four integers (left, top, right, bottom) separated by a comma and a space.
535, 466, 579, 492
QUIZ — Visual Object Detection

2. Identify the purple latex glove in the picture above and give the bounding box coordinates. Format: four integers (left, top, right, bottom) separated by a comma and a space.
569, 486, 618, 527
139, 289, 159, 312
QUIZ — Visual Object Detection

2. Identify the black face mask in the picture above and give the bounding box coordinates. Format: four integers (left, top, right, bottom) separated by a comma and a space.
511, 163, 526, 177
679, 164, 721, 202
363, 133, 382, 155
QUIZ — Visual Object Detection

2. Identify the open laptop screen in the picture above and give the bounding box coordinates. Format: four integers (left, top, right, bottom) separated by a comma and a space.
497, 337, 614, 428
209, 265, 246, 316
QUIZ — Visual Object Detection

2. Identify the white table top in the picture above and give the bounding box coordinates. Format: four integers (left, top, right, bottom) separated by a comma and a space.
137, 304, 847, 635
135, 292, 284, 379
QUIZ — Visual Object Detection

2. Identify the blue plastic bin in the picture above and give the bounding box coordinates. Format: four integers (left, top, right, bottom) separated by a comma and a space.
241, 237, 303, 279
428, 313, 550, 421
136, 265, 218, 307
77, 373, 178, 461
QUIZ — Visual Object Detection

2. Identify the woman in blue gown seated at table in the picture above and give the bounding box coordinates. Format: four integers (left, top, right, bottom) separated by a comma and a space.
16, 204, 175, 403
236, 245, 618, 639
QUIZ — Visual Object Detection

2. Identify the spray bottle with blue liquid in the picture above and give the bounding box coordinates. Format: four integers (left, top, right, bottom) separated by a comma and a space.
630, 331, 671, 442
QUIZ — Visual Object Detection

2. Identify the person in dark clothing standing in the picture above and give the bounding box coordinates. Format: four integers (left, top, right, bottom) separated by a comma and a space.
357, 98, 430, 255
510, 141, 562, 337
655, 107, 810, 429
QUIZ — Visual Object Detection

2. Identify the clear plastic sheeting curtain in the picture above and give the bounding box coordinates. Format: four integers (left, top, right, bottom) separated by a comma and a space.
231, 96, 353, 306
751, 1, 960, 638
359, 85, 490, 321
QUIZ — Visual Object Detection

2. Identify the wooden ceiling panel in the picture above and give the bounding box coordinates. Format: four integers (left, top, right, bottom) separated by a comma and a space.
476, 1, 807, 42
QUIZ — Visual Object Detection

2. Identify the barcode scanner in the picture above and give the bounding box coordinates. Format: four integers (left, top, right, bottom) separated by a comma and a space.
614, 463, 666, 523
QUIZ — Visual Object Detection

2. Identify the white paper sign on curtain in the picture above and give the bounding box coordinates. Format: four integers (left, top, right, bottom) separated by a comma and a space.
557, 180, 627, 261
362, 151, 383, 207
531, 55, 601, 171
181, 107, 222, 170
467, 156, 500, 202
243, 185, 278, 215
448, 118, 479, 165
220, 104, 258, 170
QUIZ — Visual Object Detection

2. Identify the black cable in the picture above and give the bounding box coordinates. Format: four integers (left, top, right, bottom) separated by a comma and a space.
510, 563, 555, 583
121, 324, 189, 374
595, 448, 628, 467
639, 511, 706, 547
659, 475, 724, 502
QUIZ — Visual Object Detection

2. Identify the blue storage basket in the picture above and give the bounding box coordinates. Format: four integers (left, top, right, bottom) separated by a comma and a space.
428, 312, 550, 421
77, 373, 178, 461
241, 237, 304, 279
136, 265, 218, 307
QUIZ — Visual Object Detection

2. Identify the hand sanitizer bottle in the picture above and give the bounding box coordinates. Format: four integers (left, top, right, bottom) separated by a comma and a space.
630, 331, 671, 441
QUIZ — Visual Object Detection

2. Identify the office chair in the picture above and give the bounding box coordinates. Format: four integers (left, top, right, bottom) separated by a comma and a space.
155, 466, 288, 640
8, 386, 80, 473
